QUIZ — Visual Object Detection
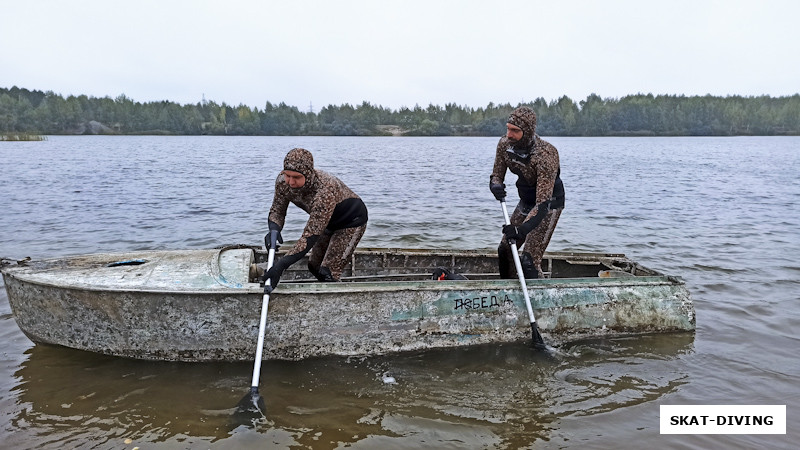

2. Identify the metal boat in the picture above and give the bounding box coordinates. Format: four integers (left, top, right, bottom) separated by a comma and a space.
1, 246, 695, 361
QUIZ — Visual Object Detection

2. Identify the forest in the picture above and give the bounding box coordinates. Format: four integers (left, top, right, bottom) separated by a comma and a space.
1, 86, 798, 137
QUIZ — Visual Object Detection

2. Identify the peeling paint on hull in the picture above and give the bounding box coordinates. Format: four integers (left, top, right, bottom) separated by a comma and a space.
1, 247, 695, 361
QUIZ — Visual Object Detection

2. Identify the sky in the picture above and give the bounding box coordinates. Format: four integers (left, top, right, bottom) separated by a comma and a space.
2, 0, 799, 111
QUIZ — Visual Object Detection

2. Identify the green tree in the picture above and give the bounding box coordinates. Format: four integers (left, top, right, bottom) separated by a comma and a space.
577, 94, 609, 135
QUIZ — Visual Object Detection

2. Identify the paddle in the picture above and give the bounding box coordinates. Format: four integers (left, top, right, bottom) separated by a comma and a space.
234, 229, 280, 420
500, 200, 547, 350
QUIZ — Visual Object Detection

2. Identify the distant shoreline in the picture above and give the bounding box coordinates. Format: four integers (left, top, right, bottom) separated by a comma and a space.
3, 86, 799, 137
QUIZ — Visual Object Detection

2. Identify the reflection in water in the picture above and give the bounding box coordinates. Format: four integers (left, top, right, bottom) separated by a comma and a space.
13, 333, 694, 448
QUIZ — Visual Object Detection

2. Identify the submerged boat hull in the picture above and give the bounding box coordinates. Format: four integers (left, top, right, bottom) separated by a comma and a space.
1, 247, 695, 361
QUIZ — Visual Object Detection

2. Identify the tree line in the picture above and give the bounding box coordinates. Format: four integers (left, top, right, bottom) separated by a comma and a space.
1, 86, 798, 137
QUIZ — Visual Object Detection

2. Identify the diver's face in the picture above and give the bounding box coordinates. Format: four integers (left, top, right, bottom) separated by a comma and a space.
506, 123, 523, 142
283, 170, 306, 188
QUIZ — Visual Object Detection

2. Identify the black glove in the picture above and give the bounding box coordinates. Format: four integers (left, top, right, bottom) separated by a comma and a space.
490, 182, 506, 201
265, 220, 283, 250
262, 257, 289, 294
502, 224, 528, 242
502, 202, 551, 242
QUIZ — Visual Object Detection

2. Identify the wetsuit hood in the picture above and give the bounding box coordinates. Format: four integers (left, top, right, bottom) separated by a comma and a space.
507, 107, 537, 155
283, 148, 316, 188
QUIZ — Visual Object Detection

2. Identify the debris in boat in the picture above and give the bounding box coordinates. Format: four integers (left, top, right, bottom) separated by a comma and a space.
249, 263, 265, 281
431, 268, 469, 280
598, 269, 634, 278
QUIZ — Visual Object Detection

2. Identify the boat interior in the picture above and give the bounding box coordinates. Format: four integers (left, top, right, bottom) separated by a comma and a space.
244, 246, 663, 284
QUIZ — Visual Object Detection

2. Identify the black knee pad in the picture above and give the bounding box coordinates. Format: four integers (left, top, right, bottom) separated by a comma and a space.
497, 243, 514, 279
307, 262, 320, 279
316, 265, 336, 282
520, 252, 539, 279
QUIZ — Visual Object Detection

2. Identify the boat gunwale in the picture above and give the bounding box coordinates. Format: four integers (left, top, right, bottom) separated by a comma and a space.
1, 246, 682, 295
1, 270, 685, 296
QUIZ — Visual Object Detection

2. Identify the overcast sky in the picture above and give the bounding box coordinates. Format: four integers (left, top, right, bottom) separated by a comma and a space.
3, 0, 798, 111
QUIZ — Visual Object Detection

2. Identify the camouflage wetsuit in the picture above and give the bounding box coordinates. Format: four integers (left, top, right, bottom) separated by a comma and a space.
490, 107, 565, 279
264, 148, 368, 287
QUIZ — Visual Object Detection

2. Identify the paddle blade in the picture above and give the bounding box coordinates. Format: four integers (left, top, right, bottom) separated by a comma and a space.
531, 322, 547, 350
233, 386, 266, 424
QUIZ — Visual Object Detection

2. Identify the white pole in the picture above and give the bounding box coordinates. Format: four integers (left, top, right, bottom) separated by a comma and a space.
251, 246, 275, 388
501, 201, 546, 348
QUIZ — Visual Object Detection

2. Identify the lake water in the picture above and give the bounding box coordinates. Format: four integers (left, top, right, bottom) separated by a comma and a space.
1, 135, 798, 449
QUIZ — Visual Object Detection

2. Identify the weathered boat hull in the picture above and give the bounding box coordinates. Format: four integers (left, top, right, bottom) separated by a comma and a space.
1, 247, 695, 361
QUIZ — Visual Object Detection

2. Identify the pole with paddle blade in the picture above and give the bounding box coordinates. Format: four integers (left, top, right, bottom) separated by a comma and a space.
234, 229, 280, 422
500, 200, 547, 350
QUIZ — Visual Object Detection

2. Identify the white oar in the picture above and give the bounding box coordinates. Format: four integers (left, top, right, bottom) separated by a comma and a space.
234, 231, 279, 420
501, 200, 547, 349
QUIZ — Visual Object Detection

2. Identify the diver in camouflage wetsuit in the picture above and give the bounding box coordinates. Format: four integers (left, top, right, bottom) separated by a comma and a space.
263, 148, 368, 291
490, 106, 565, 279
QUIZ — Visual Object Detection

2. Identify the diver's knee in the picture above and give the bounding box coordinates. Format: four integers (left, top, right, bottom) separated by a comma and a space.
315, 265, 337, 282
520, 252, 539, 279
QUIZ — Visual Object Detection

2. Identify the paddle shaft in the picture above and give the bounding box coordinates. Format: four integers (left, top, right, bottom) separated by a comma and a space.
500, 201, 543, 344
250, 246, 276, 389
